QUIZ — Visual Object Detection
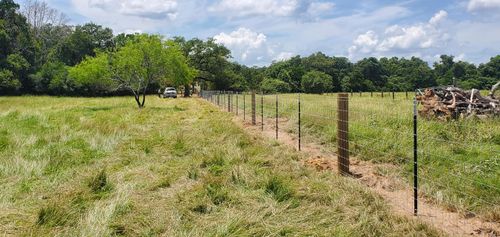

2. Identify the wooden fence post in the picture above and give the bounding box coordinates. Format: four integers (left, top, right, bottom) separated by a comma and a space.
338, 93, 350, 175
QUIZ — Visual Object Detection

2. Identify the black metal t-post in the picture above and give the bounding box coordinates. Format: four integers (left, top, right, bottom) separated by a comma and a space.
413, 97, 419, 216
276, 94, 279, 140
298, 93, 301, 151
261, 92, 264, 131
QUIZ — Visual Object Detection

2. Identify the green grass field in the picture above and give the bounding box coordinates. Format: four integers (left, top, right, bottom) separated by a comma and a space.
227, 92, 500, 221
0, 96, 443, 236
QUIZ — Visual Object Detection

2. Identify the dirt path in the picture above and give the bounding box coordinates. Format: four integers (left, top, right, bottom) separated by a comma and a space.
230, 112, 499, 237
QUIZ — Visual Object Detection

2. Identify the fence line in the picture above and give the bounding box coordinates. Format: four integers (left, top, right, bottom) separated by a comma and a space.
200, 90, 500, 234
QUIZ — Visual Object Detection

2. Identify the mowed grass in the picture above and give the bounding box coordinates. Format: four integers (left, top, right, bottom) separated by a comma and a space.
0, 96, 442, 236
231, 92, 500, 221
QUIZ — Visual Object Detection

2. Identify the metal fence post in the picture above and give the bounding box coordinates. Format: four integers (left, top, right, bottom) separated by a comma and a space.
392, 91, 395, 100
298, 93, 301, 151
217, 92, 220, 106
244, 92, 246, 121
228, 91, 231, 112
338, 93, 350, 175
261, 92, 264, 131
413, 96, 419, 216
236, 92, 239, 115
382, 91, 384, 98
252, 91, 256, 125
276, 93, 279, 140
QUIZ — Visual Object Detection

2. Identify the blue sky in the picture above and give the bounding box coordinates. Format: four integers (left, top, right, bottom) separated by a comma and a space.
19, 0, 500, 66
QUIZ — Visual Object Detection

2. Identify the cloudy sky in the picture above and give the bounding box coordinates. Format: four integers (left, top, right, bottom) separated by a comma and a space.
19, 0, 500, 66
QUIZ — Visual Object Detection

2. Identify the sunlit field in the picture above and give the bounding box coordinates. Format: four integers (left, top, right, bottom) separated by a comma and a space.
0, 96, 442, 236
227, 92, 500, 221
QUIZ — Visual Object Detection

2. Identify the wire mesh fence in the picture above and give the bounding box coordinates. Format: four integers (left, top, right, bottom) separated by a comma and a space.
200, 90, 500, 234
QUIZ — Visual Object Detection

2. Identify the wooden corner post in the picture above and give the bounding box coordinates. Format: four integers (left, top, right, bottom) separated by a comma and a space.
337, 93, 350, 175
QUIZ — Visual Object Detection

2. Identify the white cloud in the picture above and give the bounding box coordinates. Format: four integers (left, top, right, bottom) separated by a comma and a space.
87, 0, 178, 20
467, 0, 500, 11
214, 28, 269, 61
348, 10, 450, 59
274, 52, 294, 61
455, 53, 466, 61
209, 0, 299, 17
307, 2, 335, 16
348, 31, 379, 55
429, 10, 448, 25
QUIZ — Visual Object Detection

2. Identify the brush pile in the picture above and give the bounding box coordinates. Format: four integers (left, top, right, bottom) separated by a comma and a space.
417, 82, 500, 120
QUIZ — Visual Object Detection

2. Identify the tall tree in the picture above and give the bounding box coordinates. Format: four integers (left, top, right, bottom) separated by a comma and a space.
302, 70, 333, 94
21, 0, 68, 38
345, 57, 387, 92
173, 37, 231, 92
0, 0, 36, 93
110, 34, 193, 108
434, 55, 456, 86
56, 23, 114, 66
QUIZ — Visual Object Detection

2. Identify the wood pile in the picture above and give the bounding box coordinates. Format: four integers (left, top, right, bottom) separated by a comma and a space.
417, 82, 500, 120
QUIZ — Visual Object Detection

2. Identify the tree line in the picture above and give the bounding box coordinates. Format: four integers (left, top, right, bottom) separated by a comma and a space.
1, 0, 499, 99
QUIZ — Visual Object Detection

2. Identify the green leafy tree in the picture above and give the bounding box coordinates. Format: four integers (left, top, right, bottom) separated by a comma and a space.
0, 69, 19, 92
110, 34, 193, 108
68, 53, 113, 95
477, 55, 500, 90
260, 78, 291, 93
265, 56, 305, 92
30, 61, 69, 94
56, 23, 114, 66
163, 40, 196, 88
380, 57, 435, 91
301, 70, 333, 94
434, 55, 455, 86
0, 0, 36, 93
302, 52, 350, 92
173, 37, 231, 92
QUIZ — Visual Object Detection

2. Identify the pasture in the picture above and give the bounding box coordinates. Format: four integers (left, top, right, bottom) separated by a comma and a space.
0, 96, 442, 236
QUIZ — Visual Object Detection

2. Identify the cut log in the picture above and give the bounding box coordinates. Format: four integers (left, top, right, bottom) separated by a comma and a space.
417, 83, 500, 120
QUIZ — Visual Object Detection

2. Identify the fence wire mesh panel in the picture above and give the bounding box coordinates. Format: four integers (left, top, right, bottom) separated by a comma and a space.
201, 90, 500, 234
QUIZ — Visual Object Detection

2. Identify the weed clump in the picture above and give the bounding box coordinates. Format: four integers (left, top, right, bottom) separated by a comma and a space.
192, 204, 209, 214
151, 178, 172, 191
205, 183, 229, 205
265, 176, 294, 202
37, 205, 66, 226
187, 165, 199, 180
201, 154, 226, 176
88, 169, 112, 193
0, 131, 8, 151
